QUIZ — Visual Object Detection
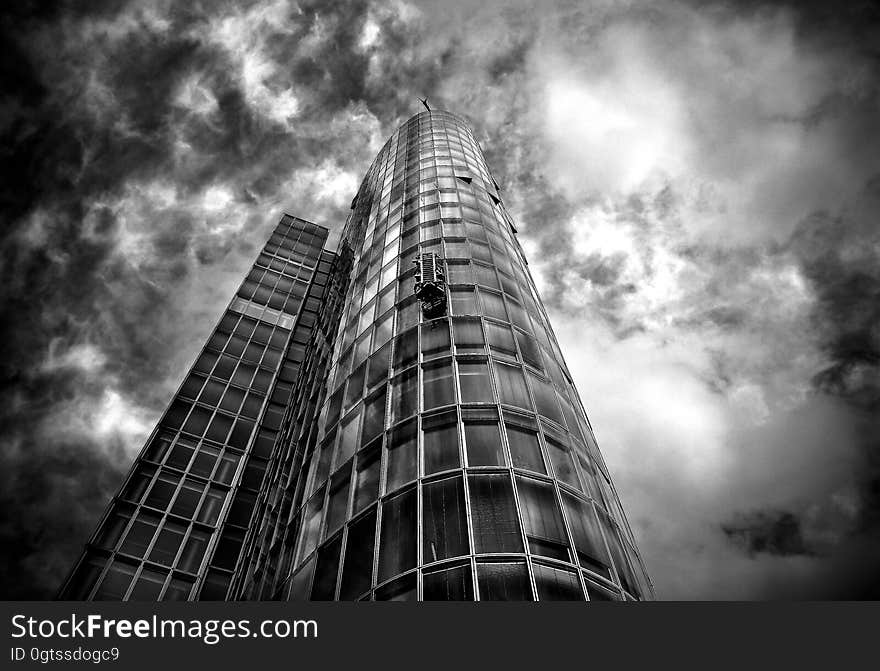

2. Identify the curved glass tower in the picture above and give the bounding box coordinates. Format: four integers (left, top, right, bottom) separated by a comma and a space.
59, 109, 653, 602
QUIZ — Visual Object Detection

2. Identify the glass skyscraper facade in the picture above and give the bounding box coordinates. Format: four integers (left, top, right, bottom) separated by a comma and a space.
60, 110, 653, 601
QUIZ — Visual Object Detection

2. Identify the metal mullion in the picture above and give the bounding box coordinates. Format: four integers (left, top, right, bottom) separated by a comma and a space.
546, 470, 589, 601
368, 499, 381, 601
120, 561, 148, 602
504, 466, 534, 600
340, 449, 358, 548
590, 499, 626, 597
415, 460, 424, 600
154, 569, 177, 602
523, 551, 540, 602
459, 468, 479, 601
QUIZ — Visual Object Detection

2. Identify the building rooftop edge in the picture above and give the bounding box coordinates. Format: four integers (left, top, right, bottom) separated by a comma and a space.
280, 212, 330, 233
401, 108, 471, 125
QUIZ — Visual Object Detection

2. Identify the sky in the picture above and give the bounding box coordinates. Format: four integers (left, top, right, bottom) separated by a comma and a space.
1, 0, 879, 599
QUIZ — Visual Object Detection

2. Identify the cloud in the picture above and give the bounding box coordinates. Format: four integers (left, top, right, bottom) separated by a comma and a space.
723, 510, 814, 558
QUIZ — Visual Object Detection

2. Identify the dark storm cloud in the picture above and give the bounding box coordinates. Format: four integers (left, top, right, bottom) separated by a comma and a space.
722, 511, 814, 558
0, 0, 445, 598
784, 183, 880, 596
471, 0, 880, 597
790, 195, 880, 411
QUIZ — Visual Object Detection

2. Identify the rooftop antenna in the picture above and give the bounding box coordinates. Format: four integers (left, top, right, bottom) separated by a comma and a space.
419, 97, 431, 111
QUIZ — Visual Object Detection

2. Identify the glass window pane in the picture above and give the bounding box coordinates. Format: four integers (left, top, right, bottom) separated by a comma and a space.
386, 419, 417, 493
585, 579, 620, 601
354, 447, 381, 513
374, 310, 394, 350
226, 489, 256, 527
450, 287, 477, 315
375, 573, 416, 601
421, 319, 451, 358
505, 424, 545, 473
144, 473, 179, 511
219, 387, 244, 414
367, 341, 391, 388
576, 451, 602, 500
289, 556, 315, 601
196, 486, 226, 526
392, 328, 418, 369
423, 564, 474, 601
423, 360, 455, 410
508, 299, 531, 333
378, 488, 417, 583
197, 379, 225, 407
148, 520, 187, 566
232, 362, 258, 387
66, 555, 108, 599
171, 478, 205, 519
486, 321, 516, 355
529, 373, 564, 425
163, 576, 194, 601
94, 560, 137, 600
95, 508, 133, 550
344, 364, 366, 411
464, 421, 505, 467
446, 260, 472, 284
423, 476, 469, 563
190, 444, 220, 479
178, 528, 209, 573
325, 470, 351, 538
516, 476, 569, 560
468, 474, 523, 553
562, 493, 611, 576
494, 362, 531, 409
310, 536, 342, 600
144, 432, 173, 463
515, 330, 542, 370
129, 568, 167, 601
165, 437, 197, 470
377, 285, 396, 316
474, 262, 500, 289
121, 469, 153, 504
296, 488, 326, 566
480, 290, 507, 321
423, 410, 460, 475
470, 240, 492, 263
533, 564, 584, 601
212, 355, 237, 381
546, 439, 581, 489
599, 511, 639, 597
311, 438, 334, 495
390, 368, 418, 424
453, 317, 484, 353
458, 360, 493, 403
199, 570, 230, 600
476, 562, 533, 601
336, 408, 361, 467
214, 450, 240, 485
361, 386, 387, 446
119, 511, 160, 558
339, 509, 377, 600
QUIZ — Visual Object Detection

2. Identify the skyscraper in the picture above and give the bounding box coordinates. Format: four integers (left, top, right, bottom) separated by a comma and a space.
59, 109, 653, 601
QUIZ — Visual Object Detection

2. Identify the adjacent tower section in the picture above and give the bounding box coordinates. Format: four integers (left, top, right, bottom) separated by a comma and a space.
59, 109, 652, 601
59, 217, 335, 600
